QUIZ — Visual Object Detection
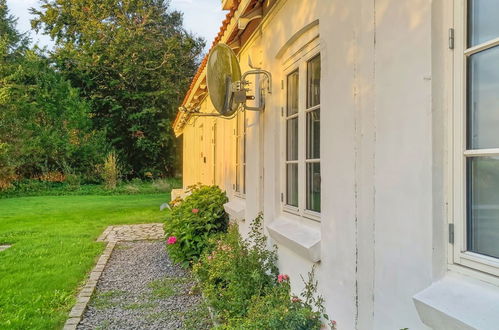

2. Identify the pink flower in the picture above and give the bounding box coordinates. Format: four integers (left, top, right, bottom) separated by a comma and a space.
291, 296, 301, 303
192, 208, 199, 214
277, 274, 289, 283
207, 255, 213, 260
167, 236, 177, 245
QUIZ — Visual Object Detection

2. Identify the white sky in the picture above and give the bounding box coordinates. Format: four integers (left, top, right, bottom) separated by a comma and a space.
6, 0, 226, 52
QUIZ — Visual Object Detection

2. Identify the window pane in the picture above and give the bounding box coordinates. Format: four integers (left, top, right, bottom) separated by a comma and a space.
306, 109, 320, 159
307, 55, 321, 108
468, 0, 499, 47
467, 46, 499, 149
286, 163, 298, 207
468, 157, 499, 258
287, 70, 299, 116
286, 118, 298, 161
306, 163, 321, 212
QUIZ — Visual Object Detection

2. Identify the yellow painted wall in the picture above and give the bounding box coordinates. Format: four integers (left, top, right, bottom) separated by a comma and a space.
181, 97, 237, 191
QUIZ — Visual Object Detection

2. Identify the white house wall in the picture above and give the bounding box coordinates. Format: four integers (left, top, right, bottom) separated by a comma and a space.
180, 0, 457, 329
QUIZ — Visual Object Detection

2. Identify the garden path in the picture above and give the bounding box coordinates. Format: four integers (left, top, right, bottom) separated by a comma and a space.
64, 224, 211, 330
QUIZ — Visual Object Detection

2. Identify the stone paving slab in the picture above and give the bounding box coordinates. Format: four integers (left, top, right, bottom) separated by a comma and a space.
0, 245, 11, 252
96, 223, 164, 242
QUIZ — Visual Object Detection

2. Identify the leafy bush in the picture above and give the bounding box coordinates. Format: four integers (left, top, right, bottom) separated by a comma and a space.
164, 185, 229, 267
227, 267, 329, 330
152, 179, 171, 192
0, 142, 15, 190
65, 173, 81, 191
193, 214, 279, 322
193, 214, 332, 329
0, 49, 108, 181
123, 184, 140, 194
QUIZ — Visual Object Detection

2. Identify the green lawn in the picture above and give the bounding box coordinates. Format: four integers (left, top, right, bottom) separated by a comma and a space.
0, 193, 169, 329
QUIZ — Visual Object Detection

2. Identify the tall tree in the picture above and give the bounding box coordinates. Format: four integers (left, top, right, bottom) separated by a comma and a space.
0, 0, 28, 187
0, 0, 28, 58
31, 0, 205, 177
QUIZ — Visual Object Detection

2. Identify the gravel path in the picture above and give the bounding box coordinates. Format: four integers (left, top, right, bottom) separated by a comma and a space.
77, 241, 211, 330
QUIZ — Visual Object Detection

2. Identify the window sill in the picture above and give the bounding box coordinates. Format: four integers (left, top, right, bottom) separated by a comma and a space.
413, 272, 499, 330
223, 198, 246, 221
266, 217, 321, 262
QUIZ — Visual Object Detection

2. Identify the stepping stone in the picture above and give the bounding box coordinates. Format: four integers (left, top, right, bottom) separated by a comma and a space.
0, 245, 11, 252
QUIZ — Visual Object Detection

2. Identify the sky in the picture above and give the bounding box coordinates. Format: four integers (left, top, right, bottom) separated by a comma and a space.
6, 0, 226, 52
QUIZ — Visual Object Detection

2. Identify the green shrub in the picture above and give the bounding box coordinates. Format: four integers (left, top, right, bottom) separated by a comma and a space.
164, 185, 229, 267
123, 184, 140, 194
226, 267, 329, 330
65, 173, 82, 191
0, 49, 108, 181
193, 214, 279, 322
151, 179, 171, 192
0, 142, 15, 190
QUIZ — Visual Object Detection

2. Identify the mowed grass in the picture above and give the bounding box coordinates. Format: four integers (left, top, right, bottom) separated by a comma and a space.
0, 194, 169, 329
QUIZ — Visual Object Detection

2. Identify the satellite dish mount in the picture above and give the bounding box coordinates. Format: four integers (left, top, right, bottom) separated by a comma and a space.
207, 44, 272, 117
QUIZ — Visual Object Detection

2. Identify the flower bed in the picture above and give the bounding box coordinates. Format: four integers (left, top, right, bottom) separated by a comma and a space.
165, 185, 334, 329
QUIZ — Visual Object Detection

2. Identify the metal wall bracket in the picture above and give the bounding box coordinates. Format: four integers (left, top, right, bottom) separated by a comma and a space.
449, 223, 454, 244
449, 28, 455, 50
240, 69, 272, 111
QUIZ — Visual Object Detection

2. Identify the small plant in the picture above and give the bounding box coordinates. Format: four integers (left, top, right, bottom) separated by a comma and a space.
38, 172, 66, 182
147, 277, 191, 298
92, 290, 126, 310
226, 266, 329, 329
130, 178, 143, 186
193, 213, 279, 322
64, 171, 81, 191
152, 179, 171, 192
164, 185, 229, 267
123, 184, 140, 194
101, 151, 119, 190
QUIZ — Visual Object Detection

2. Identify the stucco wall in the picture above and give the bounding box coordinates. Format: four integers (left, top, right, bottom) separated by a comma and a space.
179, 0, 452, 329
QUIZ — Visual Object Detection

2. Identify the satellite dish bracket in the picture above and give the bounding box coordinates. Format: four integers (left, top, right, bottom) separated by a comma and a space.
239, 69, 272, 112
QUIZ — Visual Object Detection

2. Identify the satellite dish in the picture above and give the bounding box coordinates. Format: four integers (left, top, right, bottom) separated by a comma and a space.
207, 44, 243, 116
204, 43, 272, 117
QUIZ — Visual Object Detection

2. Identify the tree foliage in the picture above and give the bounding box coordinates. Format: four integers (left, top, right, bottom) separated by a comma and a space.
31, 0, 205, 177
0, 50, 107, 180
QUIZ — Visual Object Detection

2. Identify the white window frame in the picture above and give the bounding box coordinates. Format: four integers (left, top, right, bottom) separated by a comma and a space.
235, 110, 246, 197
281, 42, 321, 222
451, 0, 499, 278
